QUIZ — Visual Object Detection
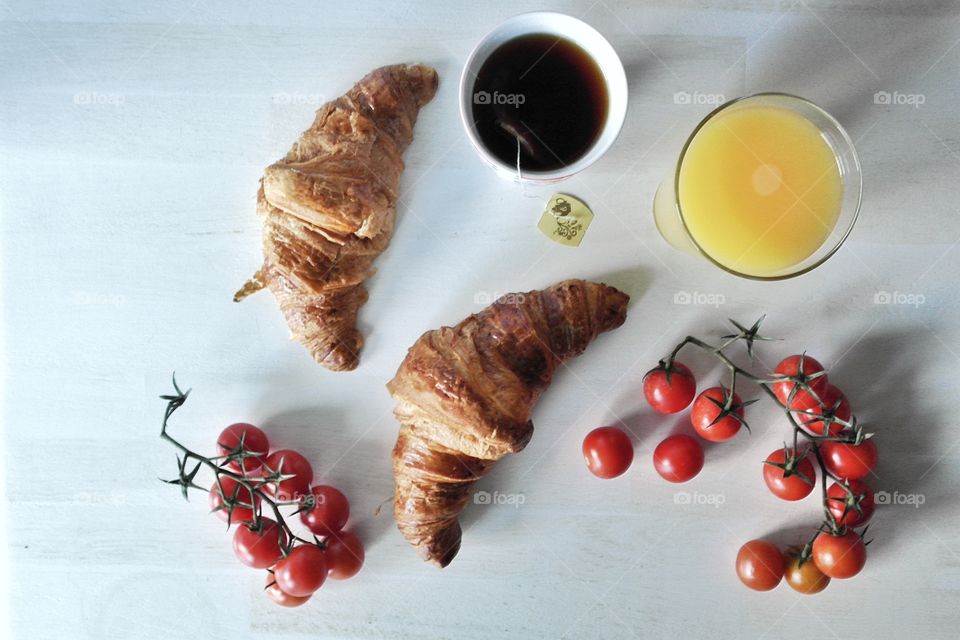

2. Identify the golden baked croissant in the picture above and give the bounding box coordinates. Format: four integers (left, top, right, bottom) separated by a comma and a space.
235, 64, 439, 371
387, 279, 630, 567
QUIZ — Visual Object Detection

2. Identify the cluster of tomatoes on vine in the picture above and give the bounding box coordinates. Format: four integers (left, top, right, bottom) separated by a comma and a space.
578, 320, 878, 594
213, 423, 364, 606
159, 379, 363, 608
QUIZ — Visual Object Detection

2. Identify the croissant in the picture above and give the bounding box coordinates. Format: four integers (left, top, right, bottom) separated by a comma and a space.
387, 279, 629, 567
235, 64, 439, 371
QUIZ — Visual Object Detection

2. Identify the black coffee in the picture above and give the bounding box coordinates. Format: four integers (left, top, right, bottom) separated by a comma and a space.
471, 34, 609, 172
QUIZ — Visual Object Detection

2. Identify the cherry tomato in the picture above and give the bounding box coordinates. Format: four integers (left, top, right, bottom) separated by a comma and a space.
653, 434, 704, 483
827, 480, 875, 527
783, 548, 830, 594
265, 572, 311, 607
643, 362, 696, 414
736, 540, 784, 591
233, 518, 286, 569
691, 387, 745, 442
798, 385, 850, 436
209, 477, 260, 525
300, 485, 351, 537
772, 355, 828, 411
582, 426, 634, 479
324, 530, 365, 580
264, 449, 314, 502
217, 423, 269, 474
821, 436, 878, 481
273, 544, 328, 597
812, 530, 866, 579
763, 448, 816, 501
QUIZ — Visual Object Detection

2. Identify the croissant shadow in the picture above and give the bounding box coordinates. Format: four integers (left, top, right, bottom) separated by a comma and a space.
257, 406, 397, 550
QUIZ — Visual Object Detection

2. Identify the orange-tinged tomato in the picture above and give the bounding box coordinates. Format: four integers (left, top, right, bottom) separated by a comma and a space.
265, 573, 311, 607
784, 548, 830, 594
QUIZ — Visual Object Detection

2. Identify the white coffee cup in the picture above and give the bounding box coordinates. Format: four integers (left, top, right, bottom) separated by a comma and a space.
459, 12, 628, 183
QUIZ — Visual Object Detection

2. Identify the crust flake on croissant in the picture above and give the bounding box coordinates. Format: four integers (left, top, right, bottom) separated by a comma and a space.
235, 64, 438, 371
387, 279, 629, 567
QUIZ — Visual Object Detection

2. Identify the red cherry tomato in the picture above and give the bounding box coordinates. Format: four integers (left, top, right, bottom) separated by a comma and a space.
643, 362, 696, 414
812, 530, 866, 579
691, 387, 745, 442
301, 485, 351, 537
821, 436, 878, 481
762, 448, 816, 501
325, 530, 365, 580
217, 423, 269, 474
772, 355, 828, 411
783, 548, 830, 594
827, 480, 875, 528
273, 544, 328, 597
653, 434, 704, 483
736, 540, 784, 591
798, 385, 850, 436
582, 427, 634, 479
209, 477, 260, 525
264, 449, 314, 502
233, 518, 286, 569
265, 572, 311, 607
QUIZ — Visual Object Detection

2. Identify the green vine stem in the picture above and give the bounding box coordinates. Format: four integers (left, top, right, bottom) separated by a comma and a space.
158, 375, 323, 554
660, 318, 874, 555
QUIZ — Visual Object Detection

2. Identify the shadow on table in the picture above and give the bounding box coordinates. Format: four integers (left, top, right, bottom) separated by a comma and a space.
259, 406, 398, 551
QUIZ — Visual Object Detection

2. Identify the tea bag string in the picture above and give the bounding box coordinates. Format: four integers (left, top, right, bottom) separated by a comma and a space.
515, 138, 549, 205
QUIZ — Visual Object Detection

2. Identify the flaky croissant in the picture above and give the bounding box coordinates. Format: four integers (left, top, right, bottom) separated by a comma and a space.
387, 279, 629, 567
235, 64, 438, 371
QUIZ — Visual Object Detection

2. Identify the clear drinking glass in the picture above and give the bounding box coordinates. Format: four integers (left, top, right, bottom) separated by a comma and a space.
652, 93, 862, 280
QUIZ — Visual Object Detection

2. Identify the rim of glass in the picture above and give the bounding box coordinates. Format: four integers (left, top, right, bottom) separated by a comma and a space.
672, 92, 863, 281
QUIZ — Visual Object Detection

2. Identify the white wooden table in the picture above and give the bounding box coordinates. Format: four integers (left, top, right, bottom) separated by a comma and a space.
3, 2, 959, 638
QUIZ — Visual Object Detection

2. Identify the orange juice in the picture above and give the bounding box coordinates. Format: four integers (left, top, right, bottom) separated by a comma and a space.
676, 104, 843, 276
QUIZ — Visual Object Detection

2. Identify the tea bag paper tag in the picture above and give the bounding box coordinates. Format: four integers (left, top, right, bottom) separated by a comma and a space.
537, 194, 593, 247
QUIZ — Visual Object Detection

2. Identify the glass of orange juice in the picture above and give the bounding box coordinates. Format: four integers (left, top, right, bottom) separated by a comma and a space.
653, 94, 861, 279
